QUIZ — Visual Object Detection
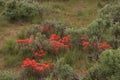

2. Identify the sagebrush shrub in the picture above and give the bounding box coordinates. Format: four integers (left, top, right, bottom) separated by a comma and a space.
83, 49, 120, 80
99, 3, 120, 49
109, 23, 120, 48
99, 3, 120, 24
2, 0, 42, 21
51, 58, 79, 80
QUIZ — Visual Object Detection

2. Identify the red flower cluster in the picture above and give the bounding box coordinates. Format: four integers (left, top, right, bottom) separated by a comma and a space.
80, 36, 88, 41
49, 34, 72, 51
80, 36, 112, 51
21, 58, 55, 72
61, 36, 72, 45
34, 49, 47, 57
99, 42, 112, 50
17, 35, 33, 44
80, 36, 90, 50
49, 34, 60, 41
82, 41, 91, 50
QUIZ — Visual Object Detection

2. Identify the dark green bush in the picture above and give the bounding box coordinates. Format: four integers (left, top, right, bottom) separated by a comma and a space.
109, 23, 120, 48
83, 49, 120, 80
51, 58, 79, 80
0, 0, 5, 7
99, 3, 120, 24
2, 0, 42, 22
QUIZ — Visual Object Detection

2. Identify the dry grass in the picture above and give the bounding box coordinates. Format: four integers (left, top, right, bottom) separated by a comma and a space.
42, 0, 105, 27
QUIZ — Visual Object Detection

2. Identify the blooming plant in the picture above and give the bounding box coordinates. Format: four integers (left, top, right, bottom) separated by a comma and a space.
17, 32, 72, 78
34, 49, 47, 57
79, 35, 113, 60
17, 34, 55, 77
79, 36, 112, 52
16, 21, 113, 79
17, 35, 33, 45
49, 34, 72, 51
21, 58, 55, 73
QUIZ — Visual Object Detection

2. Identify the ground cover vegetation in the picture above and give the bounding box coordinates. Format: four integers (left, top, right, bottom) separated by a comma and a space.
0, 0, 119, 80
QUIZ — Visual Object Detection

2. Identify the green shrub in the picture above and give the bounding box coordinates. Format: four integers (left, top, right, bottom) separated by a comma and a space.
87, 18, 110, 42
0, 0, 5, 7
87, 2, 120, 49
109, 23, 120, 48
83, 49, 120, 80
2, 0, 42, 22
51, 58, 79, 80
98, 3, 120, 49
0, 71, 16, 80
99, 3, 120, 24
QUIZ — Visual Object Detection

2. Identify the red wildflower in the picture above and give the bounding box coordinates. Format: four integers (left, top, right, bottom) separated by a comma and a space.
49, 34, 60, 41
21, 58, 55, 72
44, 64, 50, 69
40, 49, 46, 53
80, 36, 88, 41
82, 41, 91, 50
17, 35, 33, 44
34, 52, 46, 57
17, 40, 25, 43
99, 42, 112, 50
21, 58, 36, 68
35, 66, 44, 72
49, 34, 72, 51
